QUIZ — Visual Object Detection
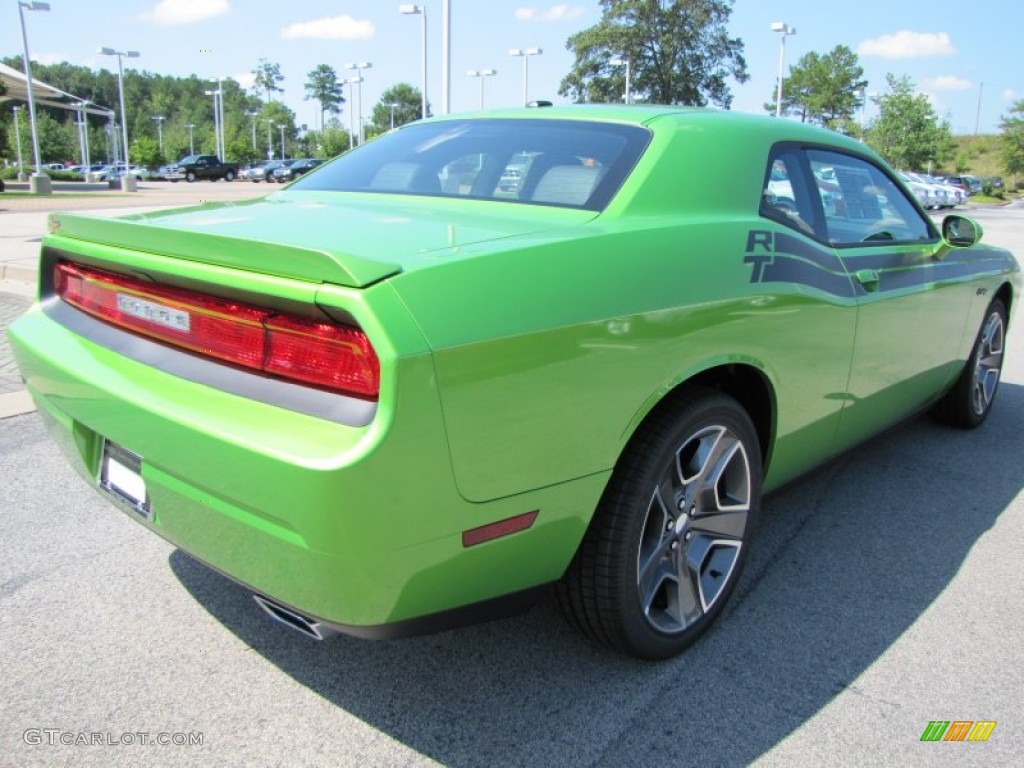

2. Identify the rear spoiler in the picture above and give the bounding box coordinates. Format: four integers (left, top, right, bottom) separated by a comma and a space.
46, 211, 402, 289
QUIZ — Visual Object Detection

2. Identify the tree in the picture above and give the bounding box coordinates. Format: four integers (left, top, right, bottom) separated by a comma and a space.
304, 64, 345, 131
253, 59, 284, 103
254, 101, 298, 159
766, 45, 867, 127
867, 74, 952, 170
130, 135, 162, 169
558, 0, 748, 107
371, 83, 424, 133
1000, 99, 1024, 188
35, 111, 76, 164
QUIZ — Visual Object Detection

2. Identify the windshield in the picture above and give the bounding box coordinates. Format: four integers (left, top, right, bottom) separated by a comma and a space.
290, 118, 651, 211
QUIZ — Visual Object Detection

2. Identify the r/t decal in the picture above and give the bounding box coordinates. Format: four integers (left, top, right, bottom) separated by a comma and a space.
744, 229, 775, 283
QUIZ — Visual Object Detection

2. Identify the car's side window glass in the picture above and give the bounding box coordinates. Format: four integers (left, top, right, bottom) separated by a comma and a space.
807, 149, 934, 247
760, 149, 818, 237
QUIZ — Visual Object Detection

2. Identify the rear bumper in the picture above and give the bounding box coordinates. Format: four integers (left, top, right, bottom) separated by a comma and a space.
9, 304, 601, 634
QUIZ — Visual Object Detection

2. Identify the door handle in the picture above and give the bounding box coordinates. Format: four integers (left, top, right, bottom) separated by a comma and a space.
855, 269, 880, 290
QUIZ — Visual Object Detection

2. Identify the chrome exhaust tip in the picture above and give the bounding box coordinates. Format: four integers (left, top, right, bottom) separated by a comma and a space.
252, 595, 338, 640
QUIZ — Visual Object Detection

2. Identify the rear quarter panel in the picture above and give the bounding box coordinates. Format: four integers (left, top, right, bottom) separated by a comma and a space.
391, 115, 868, 501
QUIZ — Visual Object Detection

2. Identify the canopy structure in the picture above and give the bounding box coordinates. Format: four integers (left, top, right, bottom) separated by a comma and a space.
0, 61, 112, 116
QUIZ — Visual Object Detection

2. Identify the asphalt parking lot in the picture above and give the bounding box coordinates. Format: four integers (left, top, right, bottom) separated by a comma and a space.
1, 197, 1022, 766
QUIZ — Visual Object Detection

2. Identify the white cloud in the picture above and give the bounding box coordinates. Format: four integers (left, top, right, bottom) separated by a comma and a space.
857, 31, 955, 59
515, 4, 586, 22
141, 0, 230, 26
1004, 89, 1018, 101
231, 72, 256, 91
280, 15, 375, 41
922, 92, 946, 112
921, 75, 973, 92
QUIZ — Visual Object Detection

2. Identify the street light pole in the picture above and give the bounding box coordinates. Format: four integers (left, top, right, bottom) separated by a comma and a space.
399, 5, 427, 119
246, 110, 258, 149
467, 69, 497, 109
279, 124, 286, 159
18, 1, 51, 194
442, 0, 450, 114
99, 46, 140, 191
205, 89, 219, 157
75, 104, 86, 170
151, 114, 165, 153
345, 77, 361, 149
215, 76, 225, 159
12, 106, 25, 179
509, 48, 542, 106
770, 22, 796, 118
610, 57, 631, 103
344, 62, 372, 145
265, 119, 275, 160
77, 101, 93, 173
185, 123, 195, 155
385, 102, 400, 130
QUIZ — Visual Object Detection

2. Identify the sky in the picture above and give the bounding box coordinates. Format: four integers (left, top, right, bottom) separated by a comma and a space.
2, 0, 1020, 135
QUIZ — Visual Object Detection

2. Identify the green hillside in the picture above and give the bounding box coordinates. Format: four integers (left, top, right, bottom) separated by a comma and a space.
948, 135, 1005, 178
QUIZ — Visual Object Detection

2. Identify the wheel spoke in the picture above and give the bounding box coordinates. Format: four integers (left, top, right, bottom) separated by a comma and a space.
638, 554, 675, 618
668, 555, 702, 626
689, 509, 748, 539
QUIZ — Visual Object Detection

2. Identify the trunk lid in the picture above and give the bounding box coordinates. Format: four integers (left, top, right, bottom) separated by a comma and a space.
47, 191, 596, 288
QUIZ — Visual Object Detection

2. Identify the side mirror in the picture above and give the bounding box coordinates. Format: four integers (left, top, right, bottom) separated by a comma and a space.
942, 215, 983, 247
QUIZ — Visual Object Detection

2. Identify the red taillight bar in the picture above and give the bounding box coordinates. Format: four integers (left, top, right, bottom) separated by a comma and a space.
54, 261, 379, 399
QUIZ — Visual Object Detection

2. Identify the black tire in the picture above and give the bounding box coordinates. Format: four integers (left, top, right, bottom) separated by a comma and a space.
933, 299, 1007, 428
185, 171, 196, 183
557, 388, 762, 659
224, 170, 235, 182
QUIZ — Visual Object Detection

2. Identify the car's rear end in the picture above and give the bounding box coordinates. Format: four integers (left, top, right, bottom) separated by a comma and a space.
8, 199, 591, 638
9, 109, 668, 639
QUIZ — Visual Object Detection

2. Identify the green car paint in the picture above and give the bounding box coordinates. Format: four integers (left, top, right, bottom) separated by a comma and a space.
9, 106, 1020, 643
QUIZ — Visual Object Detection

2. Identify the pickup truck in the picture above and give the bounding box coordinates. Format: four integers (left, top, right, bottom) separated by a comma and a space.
165, 155, 238, 183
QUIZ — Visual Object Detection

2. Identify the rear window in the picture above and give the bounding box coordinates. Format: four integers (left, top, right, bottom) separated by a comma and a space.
290, 118, 651, 211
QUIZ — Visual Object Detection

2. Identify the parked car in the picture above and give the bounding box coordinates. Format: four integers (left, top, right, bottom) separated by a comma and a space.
90, 164, 117, 181
940, 175, 973, 196
497, 167, 523, 193
239, 161, 269, 181
918, 173, 964, 208
165, 155, 239, 182
963, 175, 983, 195
247, 160, 288, 182
266, 159, 296, 182
9, 106, 1019, 660
902, 171, 948, 209
272, 158, 322, 183
897, 171, 936, 209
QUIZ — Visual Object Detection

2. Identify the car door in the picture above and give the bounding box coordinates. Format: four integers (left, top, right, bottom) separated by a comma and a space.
806, 148, 974, 450
754, 146, 860, 482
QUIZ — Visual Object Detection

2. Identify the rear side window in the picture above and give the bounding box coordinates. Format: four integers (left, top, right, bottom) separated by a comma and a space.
807, 149, 935, 246
761, 145, 937, 246
290, 118, 651, 211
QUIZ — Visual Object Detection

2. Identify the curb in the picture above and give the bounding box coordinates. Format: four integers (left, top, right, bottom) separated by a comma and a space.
0, 390, 34, 419
0, 263, 37, 284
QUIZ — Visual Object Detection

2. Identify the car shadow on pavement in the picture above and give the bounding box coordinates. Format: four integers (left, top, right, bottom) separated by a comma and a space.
171, 382, 1024, 767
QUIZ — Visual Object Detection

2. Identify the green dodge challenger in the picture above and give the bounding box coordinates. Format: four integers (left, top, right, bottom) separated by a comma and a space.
9, 106, 1019, 659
